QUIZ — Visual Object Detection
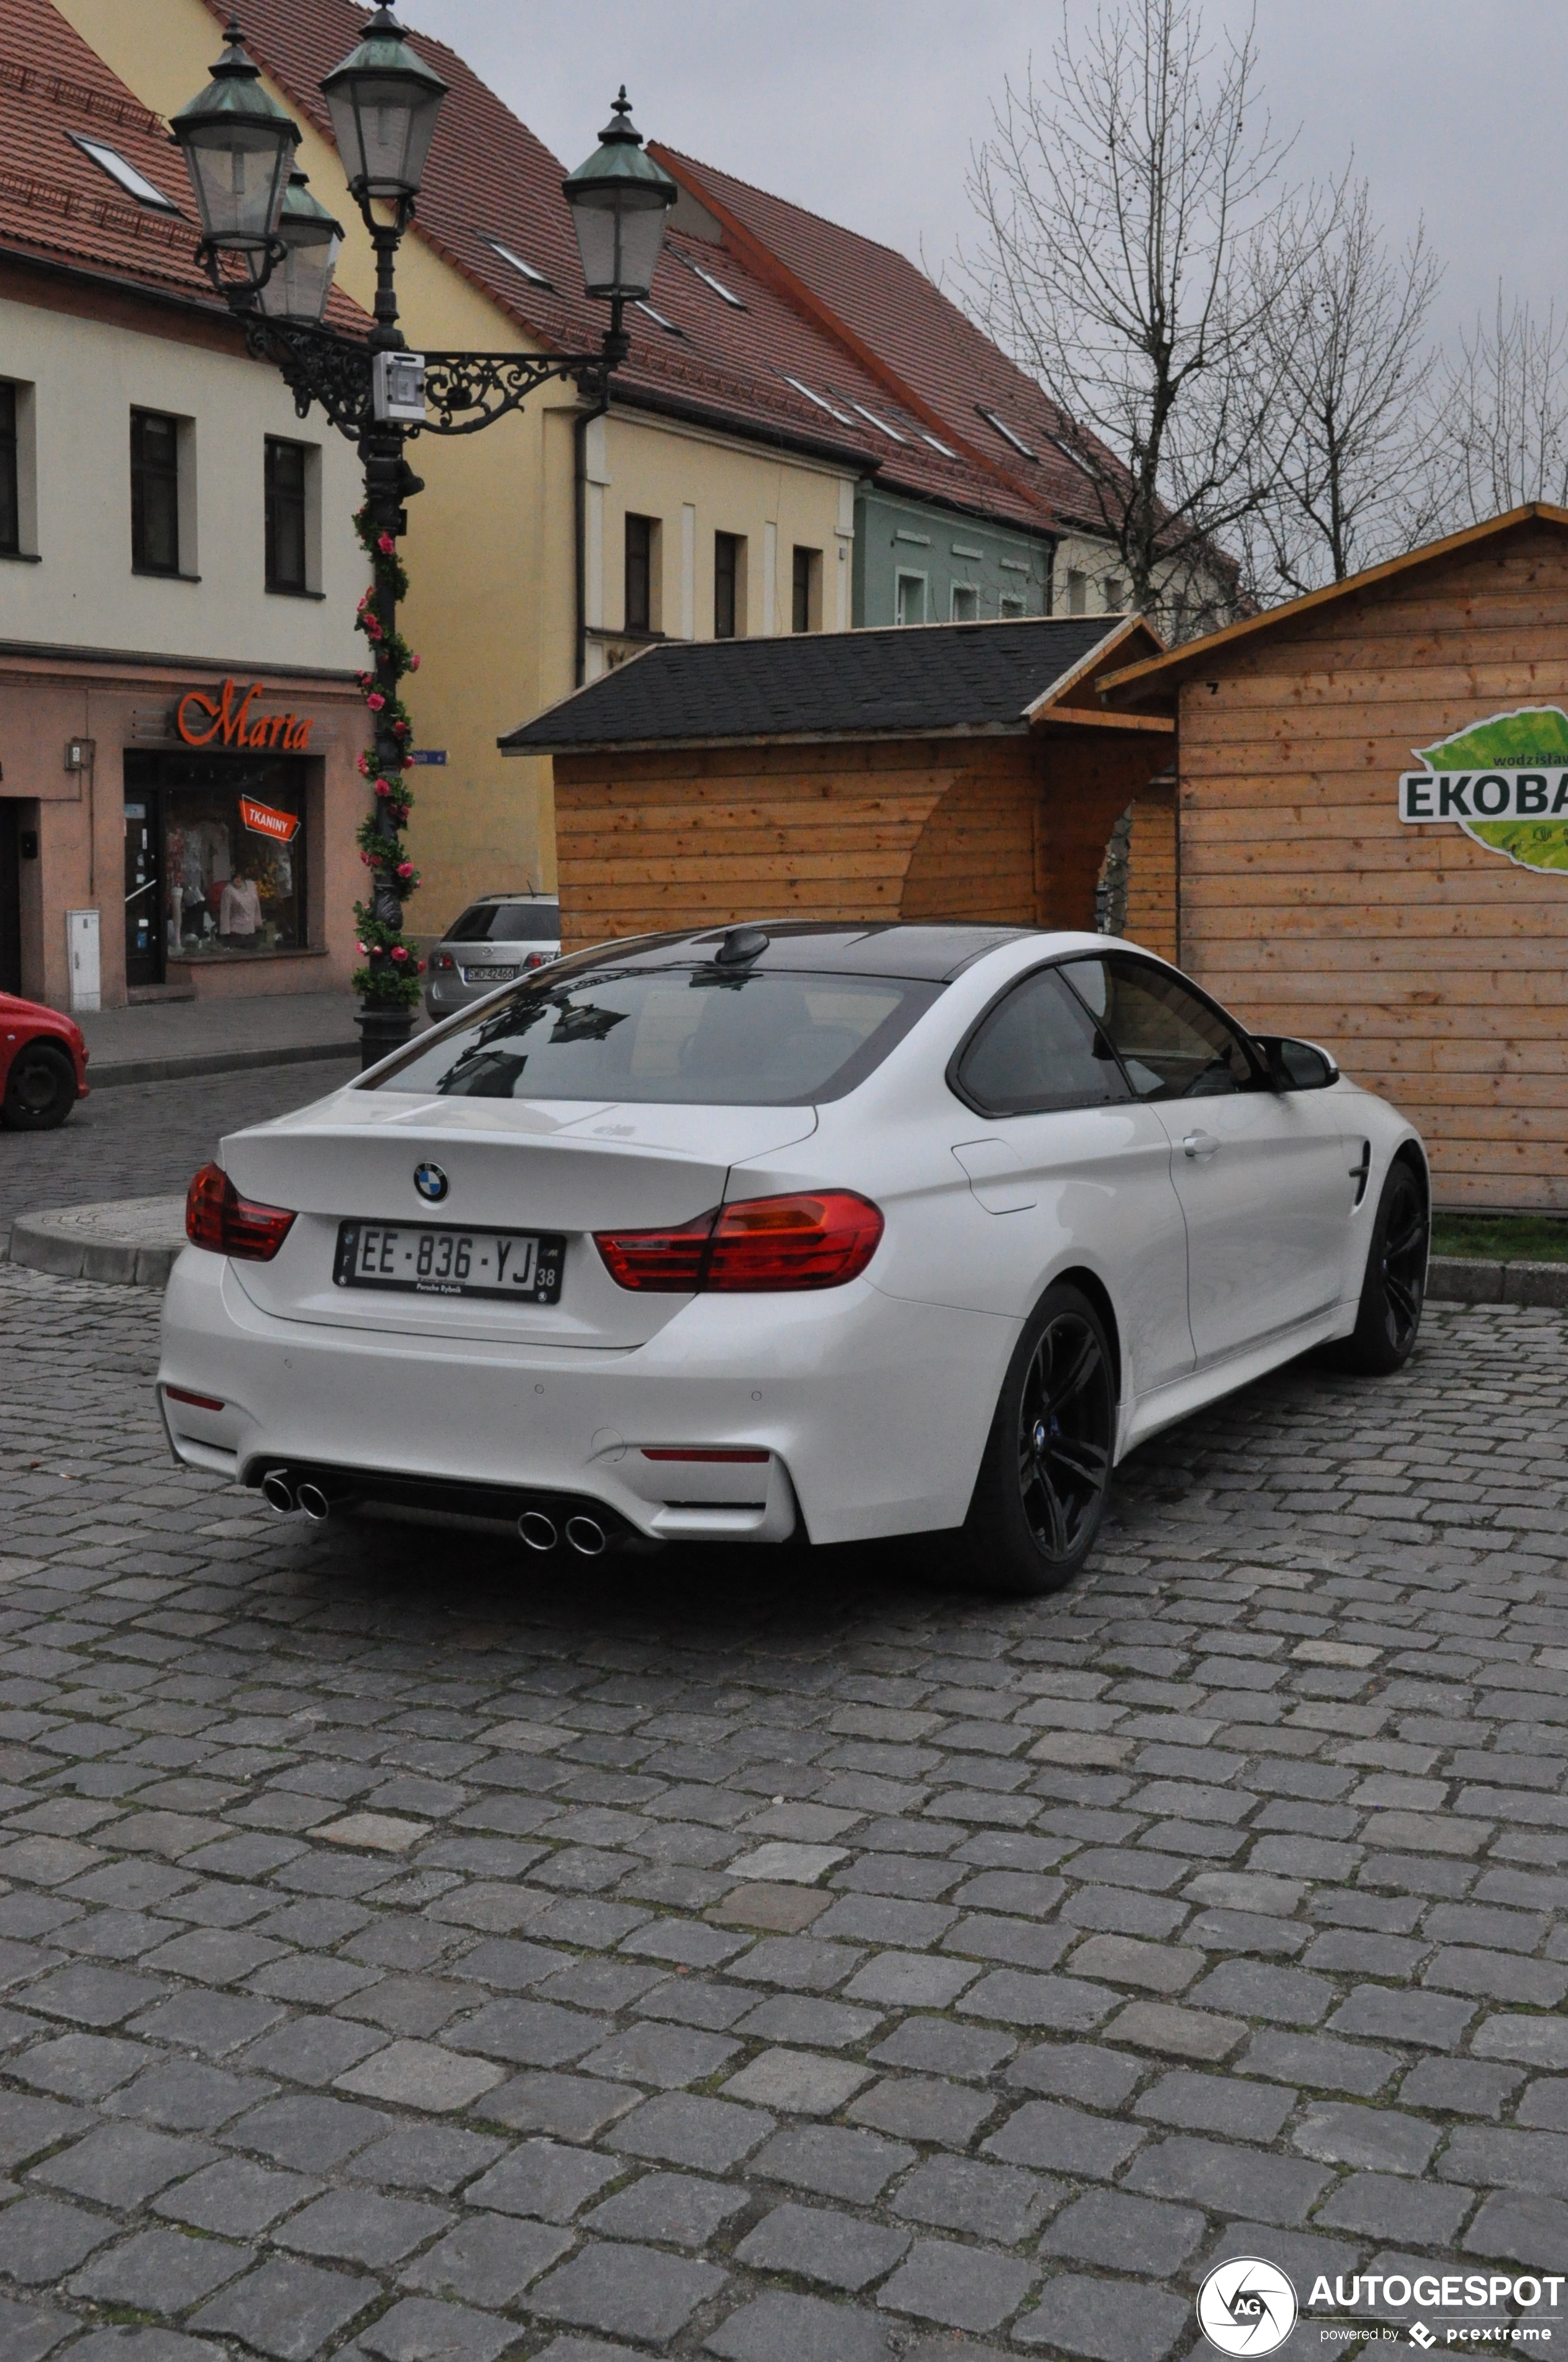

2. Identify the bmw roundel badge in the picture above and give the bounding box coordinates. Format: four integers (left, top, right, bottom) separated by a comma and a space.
414, 1162, 449, 1204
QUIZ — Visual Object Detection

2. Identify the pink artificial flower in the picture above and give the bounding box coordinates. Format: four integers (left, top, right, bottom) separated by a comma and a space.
356, 753, 370, 776
375, 779, 391, 798
367, 690, 386, 711
396, 861, 415, 881
378, 532, 396, 556
391, 944, 408, 961
417, 959, 427, 973
409, 652, 421, 670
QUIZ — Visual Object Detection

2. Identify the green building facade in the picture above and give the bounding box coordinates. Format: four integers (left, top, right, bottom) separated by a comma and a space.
853, 482, 1055, 629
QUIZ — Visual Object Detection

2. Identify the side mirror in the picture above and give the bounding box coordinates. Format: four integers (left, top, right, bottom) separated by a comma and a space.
1256, 1035, 1339, 1091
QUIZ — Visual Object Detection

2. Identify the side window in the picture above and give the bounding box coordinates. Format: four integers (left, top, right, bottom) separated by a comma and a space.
956, 965, 1132, 1116
1061, 955, 1257, 1100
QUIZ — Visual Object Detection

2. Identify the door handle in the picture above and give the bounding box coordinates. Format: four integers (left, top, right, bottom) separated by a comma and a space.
1182, 1130, 1219, 1160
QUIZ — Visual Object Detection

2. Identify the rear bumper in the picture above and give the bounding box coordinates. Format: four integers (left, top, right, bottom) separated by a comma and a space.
157, 1245, 1017, 1545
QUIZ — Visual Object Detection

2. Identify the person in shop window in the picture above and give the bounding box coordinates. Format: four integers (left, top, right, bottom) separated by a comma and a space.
219, 864, 261, 947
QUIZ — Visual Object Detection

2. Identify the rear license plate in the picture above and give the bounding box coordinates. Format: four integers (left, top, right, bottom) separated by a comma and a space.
333, 1221, 565, 1302
462, 964, 519, 983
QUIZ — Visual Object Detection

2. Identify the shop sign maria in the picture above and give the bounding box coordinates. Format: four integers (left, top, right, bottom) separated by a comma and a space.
177, 680, 314, 753
1399, 707, 1568, 873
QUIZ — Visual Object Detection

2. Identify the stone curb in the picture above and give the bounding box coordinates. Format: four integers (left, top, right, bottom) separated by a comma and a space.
89, 1038, 360, 1091
1428, 1254, 1568, 1309
7, 1201, 185, 1288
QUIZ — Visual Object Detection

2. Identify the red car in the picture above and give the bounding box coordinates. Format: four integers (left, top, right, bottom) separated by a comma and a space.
0, 994, 89, 1129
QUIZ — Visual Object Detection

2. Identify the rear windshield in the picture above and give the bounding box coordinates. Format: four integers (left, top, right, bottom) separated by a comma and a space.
446, 902, 561, 944
365, 964, 940, 1104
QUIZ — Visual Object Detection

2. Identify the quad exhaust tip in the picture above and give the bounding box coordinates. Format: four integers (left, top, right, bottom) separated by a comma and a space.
564, 1515, 607, 1557
518, 1510, 557, 1552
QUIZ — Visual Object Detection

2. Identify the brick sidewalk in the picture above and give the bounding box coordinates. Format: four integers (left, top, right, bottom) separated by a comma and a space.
0, 1059, 357, 1239
0, 1271, 1564, 2359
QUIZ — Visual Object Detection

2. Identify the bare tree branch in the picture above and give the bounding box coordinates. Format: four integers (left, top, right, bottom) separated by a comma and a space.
958, 0, 1306, 632
1436, 289, 1568, 522
1245, 178, 1445, 598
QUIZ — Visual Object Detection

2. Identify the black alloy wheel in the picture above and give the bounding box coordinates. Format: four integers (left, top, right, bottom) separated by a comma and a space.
1337, 1156, 1428, 1375
959, 1280, 1117, 1595
1, 1044, 77, 1131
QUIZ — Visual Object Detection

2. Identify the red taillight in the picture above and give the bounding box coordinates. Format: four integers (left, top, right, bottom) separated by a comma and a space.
185, 1163, 296, 1262
166, 1386, 225, 1412
435, 953, 456, 970
594, 1208, 716, 1292
595, 1192, 883, 1294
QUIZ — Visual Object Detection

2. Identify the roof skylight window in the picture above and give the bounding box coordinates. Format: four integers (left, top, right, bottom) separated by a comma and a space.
488, 239, 554, 290
72, 136, 180, 212
849, 400, 907, 443
679, 256, 746, 308
635, 300, 683, 335
783, 375, 856, 425
977, 405, 1037, 459
921, 431, 957, 458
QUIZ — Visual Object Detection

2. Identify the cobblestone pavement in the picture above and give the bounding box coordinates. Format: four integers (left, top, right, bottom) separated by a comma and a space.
0, 1062, 358, 1234
0, 1266, 1566, 2362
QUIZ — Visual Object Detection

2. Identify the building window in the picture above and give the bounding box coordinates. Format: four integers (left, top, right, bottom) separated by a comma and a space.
127, 748, 309, 974
715, 530, 744, 639
951, 582, 978, 622
895, 571, 926, 627
0, 385, 17, 556
624, 513, 660, 633
1104, 576, 1125, 613
1065, 569, 1087, 616
265, 438, 310, 593
999, 595, 1025, 619
791, 546, 821, 634
131, 409, 181, 576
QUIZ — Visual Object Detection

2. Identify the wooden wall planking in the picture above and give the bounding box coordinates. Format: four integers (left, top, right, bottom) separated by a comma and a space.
553, 729, 1166, 955
1172, 514, 1568, 1210
1124, 779, 1178, 961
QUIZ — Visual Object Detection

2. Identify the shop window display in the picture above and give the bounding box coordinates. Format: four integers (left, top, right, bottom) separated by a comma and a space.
125, 752, 307, 966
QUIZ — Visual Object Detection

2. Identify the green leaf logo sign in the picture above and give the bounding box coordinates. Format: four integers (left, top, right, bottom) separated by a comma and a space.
1398, 707, 1568, 874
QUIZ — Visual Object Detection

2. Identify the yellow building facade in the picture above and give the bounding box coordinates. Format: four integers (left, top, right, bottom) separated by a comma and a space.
54, 0, 856, 939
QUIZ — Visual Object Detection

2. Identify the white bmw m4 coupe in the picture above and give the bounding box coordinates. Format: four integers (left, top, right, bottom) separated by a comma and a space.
158, 923, 1429, 1594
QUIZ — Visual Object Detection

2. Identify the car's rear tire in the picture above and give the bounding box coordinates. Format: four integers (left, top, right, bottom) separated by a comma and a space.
1, 1044, 77, 1131
954, 1281, 1116, 1596
1334, 1155, 1428, 1375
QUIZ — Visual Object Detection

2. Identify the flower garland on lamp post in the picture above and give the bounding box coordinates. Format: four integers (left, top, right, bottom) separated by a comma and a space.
169, 12, 678, 1069
351, 507, 425, 1056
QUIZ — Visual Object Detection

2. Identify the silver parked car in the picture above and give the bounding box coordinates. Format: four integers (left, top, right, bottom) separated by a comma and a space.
424, 894, 561, 1018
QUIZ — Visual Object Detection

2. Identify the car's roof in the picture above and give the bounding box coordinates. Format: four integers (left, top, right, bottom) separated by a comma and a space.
549, 921, 1063, 984
467, 893, 559, 905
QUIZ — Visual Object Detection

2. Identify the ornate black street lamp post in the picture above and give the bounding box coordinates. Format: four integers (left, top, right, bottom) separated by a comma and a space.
172, 11, 676, 1065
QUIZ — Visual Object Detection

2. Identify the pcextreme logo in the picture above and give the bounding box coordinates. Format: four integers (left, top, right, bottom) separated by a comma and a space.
1399, 704, 1568, 873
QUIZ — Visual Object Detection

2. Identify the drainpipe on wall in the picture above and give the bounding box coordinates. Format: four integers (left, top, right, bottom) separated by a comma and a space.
574, 393, 609, 690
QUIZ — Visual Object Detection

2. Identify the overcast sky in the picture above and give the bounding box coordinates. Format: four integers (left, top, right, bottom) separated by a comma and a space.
404, 0, 1564, 355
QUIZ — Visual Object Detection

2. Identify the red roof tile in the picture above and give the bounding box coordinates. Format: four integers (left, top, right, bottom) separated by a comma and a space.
0, 0, 364, 332
649, 146, 1119, 540
194, 0, 1058, 534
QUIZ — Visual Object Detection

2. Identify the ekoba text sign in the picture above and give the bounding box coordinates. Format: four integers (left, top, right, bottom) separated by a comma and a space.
1400, 704, 1568, 874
